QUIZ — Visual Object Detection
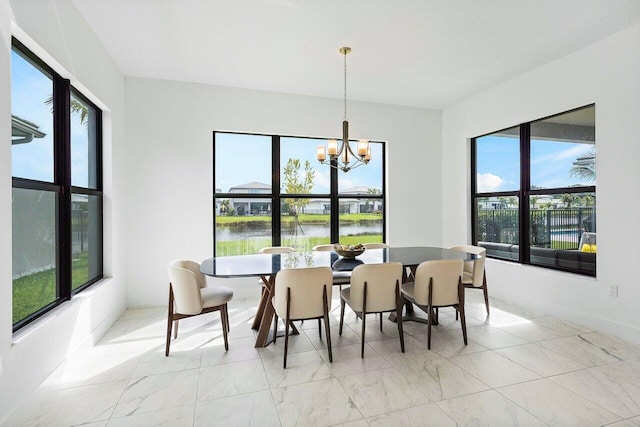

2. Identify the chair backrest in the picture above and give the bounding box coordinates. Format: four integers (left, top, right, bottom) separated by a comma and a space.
273, 267, 333, 320
349, 262, 403, 312
312, 244, 335, 252
363, 243, 390, 249
258, 246, 295, 254
449, 245, 486, 287
169, 259, 207, 288
168, 260, 203, 315
413, 259, 463, 307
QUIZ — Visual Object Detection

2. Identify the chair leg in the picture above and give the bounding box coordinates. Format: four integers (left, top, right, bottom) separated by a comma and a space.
427, 280, 433, 350
284, 287, 291, 369
165, 285, 174, 357
339, 296, 345, 335
396, 281, 405, 353
221, 304, 229, 351
273, 313, 278, 344
482, 272, 490, 316
318, 318, 322, 338
225, 304, 231, 332
459, 279, 468, 345
323, 285, 333, 363
379, 313, 383, 332
361, 282, 368, 358
322, 284, 333, 363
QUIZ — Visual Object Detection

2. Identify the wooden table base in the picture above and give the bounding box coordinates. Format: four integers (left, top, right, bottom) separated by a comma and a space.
254, 275, 299, 347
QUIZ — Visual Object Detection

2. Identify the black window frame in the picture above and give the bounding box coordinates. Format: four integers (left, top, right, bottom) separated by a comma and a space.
471, 104, 596, 277
212, 131, 386, 255
12, 37, 104, 331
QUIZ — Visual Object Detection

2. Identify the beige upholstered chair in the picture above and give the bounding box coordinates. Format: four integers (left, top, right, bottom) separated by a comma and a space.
311, 244, 351, 287
363, 243, 390, 249
339, 262, 405, 357
166, 260, 233, 356
401, 259, 466, 349
259, 246, 295, 254
273, 266, 333, 368
449, 245, 489, 315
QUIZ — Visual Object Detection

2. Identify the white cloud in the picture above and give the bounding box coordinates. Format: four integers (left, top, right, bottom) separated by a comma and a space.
532, 144, 591, 165
477, 173, 504, 192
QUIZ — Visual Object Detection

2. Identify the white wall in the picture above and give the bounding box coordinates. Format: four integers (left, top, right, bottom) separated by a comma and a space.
125, 77, 442, 306
442, 24, 640, 343
0, 0, 127, 421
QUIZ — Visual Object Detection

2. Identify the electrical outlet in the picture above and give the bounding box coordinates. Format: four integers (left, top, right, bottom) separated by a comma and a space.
609, 285, 619, 297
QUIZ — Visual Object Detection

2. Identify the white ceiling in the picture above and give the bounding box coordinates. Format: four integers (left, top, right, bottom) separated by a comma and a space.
72, 0, 640, 109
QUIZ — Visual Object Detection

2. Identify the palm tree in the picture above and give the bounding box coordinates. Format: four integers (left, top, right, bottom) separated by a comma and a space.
569, 151, 596, 182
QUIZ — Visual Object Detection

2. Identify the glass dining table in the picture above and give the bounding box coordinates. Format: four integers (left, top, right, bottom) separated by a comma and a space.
200, 246, 476, 348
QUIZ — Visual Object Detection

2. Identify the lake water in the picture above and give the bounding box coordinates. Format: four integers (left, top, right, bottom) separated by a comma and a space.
216, 221, 382, 241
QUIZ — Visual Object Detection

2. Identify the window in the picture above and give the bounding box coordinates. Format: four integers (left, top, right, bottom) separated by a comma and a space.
11, 39, 103, 330
213, 132, 385, 255
472, 105, 596, 276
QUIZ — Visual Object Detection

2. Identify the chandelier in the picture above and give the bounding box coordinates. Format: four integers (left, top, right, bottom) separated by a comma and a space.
316, 47, 370, 172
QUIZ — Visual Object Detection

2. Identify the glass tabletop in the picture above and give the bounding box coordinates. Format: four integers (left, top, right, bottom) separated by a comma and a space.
200, 246, 477, 278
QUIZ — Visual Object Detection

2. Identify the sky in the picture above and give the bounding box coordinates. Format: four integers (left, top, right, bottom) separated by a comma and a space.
214, 132, 384, 194
476, 135, 595, 193
11, 49, 91, 188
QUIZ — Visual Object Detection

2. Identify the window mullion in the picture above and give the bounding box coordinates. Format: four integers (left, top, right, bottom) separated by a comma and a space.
54, 76, 72, 301
272, 136, 281, 246
519, 123, 531, 265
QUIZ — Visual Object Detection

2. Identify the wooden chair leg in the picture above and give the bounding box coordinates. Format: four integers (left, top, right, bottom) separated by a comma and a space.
427, 279, 433, 350
396, 282, 405, 353
482, 272, 490, 315
379, 313, 383, 332
221, 305, 229, 351
318, 318, 322, 338
165, 285, 174, 357
459, 279, 468, 345
339, 297, 345, 335
361, 282, 368, 358
225, 304, 231, 332
323, 285, 333, 363
273, 313, 278, 344
284, 287, 291, 369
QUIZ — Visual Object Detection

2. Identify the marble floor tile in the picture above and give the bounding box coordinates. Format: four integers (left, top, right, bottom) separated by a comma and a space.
194, 390, 279, 427
257, 329, 317, 358
200, 336, 261, 367
498, 378, 620, 426
334, 420, 370, 427
197, 359, 269, 402
338, 367, 431, 417
395, 357, 490, 401
496, 321, 562, 342
113, 370, 199, 418
495, 342, 586, 377
107, 404, 195, 427
262, 349, 333, 388
465, 324, 528, 349
412, 328, 489, 358
605, 416, 640, 427
436, 389, 547, 426
367, 402, 457, 427
20, 380, 126, 427
132, 348, 201, 377
366, 334, 439, 366
347, 318, 407, 343
450, 350, 540, 388
305, 323, 363, 349
538, 335, 624, 367
531, 315, 592, 336
273, 378, 363, 427
578, 332, 640, 360
318, 342, 391, 376
549, 358, 640, 418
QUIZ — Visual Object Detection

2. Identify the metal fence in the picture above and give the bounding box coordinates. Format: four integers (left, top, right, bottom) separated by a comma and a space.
477, 208, 596, 249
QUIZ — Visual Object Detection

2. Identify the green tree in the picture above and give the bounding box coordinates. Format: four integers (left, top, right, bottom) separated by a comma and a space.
282, 159, 315, 249
569, 150, 596, 182
282, 159, 315, 215
45, 96, 89, 124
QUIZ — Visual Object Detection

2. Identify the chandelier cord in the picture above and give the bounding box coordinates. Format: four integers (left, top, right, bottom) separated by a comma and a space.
343, 50, 347, 121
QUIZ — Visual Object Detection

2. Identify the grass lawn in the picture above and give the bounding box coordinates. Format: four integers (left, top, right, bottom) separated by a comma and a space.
12, 253, 90, 324
216, 213, 382, 225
